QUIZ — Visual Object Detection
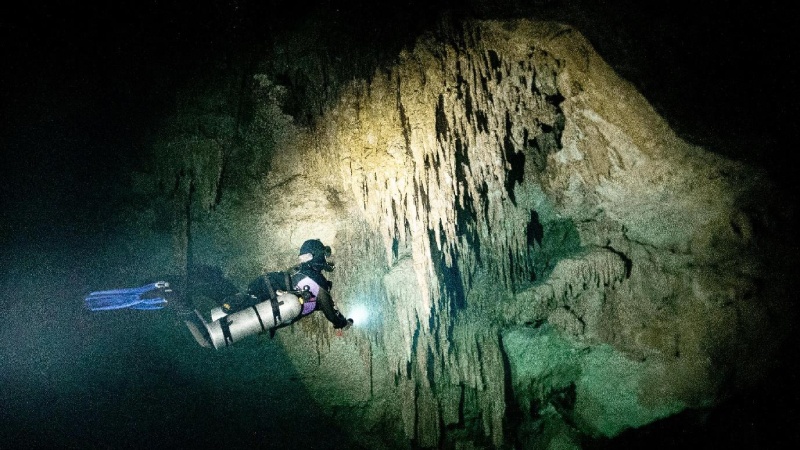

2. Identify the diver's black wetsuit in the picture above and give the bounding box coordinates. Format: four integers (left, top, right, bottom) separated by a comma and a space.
177, 240, 351, 348
245, 265, 350, 329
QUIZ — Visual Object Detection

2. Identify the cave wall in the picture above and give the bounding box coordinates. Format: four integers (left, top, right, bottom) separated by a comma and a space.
134, 17, 792, 449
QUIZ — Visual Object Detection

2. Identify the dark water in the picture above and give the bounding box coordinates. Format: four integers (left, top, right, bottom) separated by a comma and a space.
0, 226, 358, 450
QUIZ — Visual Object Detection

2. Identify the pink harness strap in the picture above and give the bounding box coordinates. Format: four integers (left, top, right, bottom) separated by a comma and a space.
295, 275, 320, 315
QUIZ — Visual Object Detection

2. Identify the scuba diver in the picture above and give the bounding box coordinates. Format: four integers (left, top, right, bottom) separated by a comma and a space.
84, 239, 353, 349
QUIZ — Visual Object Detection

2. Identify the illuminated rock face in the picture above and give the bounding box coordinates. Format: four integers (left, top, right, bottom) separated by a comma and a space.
151, 19, 791, 449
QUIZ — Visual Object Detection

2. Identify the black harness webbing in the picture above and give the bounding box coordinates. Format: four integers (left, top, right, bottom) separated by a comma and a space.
252, 305, 267, 332
264, 276, 282, 325
264, 276, 276, 301
270, 296, 282, 324
221, 319, 233, 346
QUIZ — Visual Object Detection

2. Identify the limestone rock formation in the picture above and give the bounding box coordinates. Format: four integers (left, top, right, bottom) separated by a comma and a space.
138, 17, 793, 449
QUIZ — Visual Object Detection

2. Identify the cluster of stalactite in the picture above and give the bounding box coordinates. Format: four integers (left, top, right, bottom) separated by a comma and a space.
140, 15, 790, 448
295, 18, 787, 447
292, 20, 580, 447
329, 20, 565, 330
504, 248, 629, 327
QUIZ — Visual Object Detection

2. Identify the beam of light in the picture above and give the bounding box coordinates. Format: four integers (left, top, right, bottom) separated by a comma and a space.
349, 304, 369, 326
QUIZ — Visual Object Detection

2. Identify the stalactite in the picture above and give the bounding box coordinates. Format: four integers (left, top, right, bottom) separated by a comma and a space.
171, 173, 193, 288
416, 384, 441, 448
504, 248, 628, 327
382, 257, 421, 372
154, 136, 227, 210
444, 325, 503, 443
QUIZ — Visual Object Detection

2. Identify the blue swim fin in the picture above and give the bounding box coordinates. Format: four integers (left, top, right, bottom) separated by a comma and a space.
85, 281, 170, 311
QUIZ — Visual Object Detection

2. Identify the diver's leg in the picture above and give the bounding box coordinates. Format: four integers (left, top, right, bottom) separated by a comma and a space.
162, 286, 212, 348
183, 310, 212, 348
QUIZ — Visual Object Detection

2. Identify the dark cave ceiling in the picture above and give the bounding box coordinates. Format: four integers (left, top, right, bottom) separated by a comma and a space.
1, 0, 796, 200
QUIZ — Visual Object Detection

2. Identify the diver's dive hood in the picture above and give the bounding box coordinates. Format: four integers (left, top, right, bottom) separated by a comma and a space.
298, 239, 335, 271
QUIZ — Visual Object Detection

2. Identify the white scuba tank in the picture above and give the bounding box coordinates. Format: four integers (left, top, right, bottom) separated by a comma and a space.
202, 291, 303, 349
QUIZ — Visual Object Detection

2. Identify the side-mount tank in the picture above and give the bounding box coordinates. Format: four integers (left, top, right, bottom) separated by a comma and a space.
203, 291, 303, 349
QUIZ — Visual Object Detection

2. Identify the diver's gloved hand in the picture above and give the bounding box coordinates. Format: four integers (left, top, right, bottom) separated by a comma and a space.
334, 318, 353, 337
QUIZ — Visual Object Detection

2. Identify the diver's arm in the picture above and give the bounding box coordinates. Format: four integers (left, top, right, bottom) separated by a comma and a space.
315, 288, 351, 329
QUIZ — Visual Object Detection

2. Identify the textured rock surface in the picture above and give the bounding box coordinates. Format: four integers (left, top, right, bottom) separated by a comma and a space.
131, 17, 792, 449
